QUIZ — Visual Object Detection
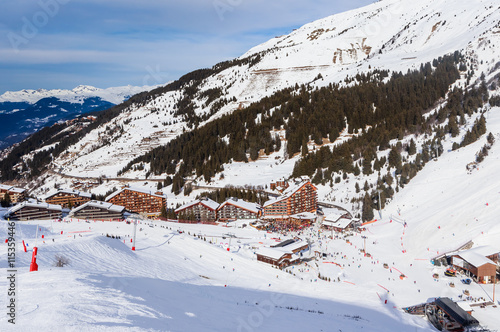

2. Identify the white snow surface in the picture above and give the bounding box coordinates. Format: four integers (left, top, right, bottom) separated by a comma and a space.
2, 120, 500, 330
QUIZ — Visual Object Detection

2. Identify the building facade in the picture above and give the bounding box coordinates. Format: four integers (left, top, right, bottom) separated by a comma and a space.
69, 201, 125, 220
6, 201, 62, 221
256, 248, 293, 268
44, 189, 91, 209
106, 186, 166, 215
217, 198, 261, 221
0, 184, 27, 204
263, 178, 317, 221
175, 198, 219, 222
451, 246, 499, 283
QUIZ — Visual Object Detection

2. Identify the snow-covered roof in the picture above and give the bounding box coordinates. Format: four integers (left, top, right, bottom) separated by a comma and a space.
283, 240, 309, 252
175, 198, 219, 213
70, 200, 125, 214
456, 301, 473, 313
263, 180, 316, 207
256, 247, 292, 260
453, 246, 499, 267
105, 186, 166, 201
324, 212, 344, 223
290, 212, 316, 220
218, 198, 261, 214
322, 217, 353, 229
7, 201, 62, 215
44, 188, 92, 200
0, 184, 26, 193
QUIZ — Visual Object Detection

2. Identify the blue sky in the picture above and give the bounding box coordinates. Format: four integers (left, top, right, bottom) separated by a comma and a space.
0, 0, 375, 94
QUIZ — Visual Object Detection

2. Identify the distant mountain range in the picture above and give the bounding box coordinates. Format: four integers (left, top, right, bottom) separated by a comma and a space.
0, 85, 157, 149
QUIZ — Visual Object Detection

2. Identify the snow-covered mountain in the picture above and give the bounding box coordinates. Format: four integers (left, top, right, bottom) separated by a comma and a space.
18, 0, 497, 195
0, 85, 158, 148
0, 85, 157, 105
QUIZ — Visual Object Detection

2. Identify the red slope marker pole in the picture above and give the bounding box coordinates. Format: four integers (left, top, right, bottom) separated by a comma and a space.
29, 247, 38, 272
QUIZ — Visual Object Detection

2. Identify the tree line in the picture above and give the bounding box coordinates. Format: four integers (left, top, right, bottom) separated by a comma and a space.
120, 52, 466, 191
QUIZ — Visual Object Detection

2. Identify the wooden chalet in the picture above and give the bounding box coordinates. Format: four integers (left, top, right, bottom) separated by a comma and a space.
272, 239, 309, 253
217, 198, 261, 221
322, 212, 355, 233
175, 198, 219, 222
257, 239, 309, 268
105, 186, 166, 215
69, 200, 126, 221
44, 189, 91, 209
263, 177, 317, 222
270, 178, 289, 192
256, 247, 294, 268
0, 184, 27, 204
450, 246, 499, 283
6, 201, 62, 221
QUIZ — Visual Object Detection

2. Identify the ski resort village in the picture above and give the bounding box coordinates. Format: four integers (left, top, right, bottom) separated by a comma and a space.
2, 0, 500, 331
2, 141, 500, 331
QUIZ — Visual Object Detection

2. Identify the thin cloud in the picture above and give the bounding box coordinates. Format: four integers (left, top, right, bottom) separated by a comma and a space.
0, 0, 376, 93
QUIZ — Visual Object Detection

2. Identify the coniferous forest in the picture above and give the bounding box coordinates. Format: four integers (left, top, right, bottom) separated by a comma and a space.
120, 52, 488, 190
1, 49, 492, 219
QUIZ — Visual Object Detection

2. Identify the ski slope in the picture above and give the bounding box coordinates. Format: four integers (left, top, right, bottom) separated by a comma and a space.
1, 104, 500, 331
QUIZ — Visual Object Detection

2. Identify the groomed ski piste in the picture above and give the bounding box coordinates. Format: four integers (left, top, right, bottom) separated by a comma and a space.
1, 108, 500, 331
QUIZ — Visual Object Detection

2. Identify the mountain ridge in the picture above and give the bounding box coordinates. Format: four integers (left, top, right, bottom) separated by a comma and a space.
0, 0, 498, 217
0, 84, 160, 149
0, 84, 159, 105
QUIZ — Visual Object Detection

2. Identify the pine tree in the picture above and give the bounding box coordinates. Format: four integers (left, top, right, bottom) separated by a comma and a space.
1, 192, 11, 207
487, 132, 495, 145
160, 205, 168, 218
353, 164, 361, 176
362, 158, 372, 175
301, 140, 309, 157
408, 139, 417, 155
388, 147, 402, 169
384, 172, 393, 186
362, 194, 374, 222
448, 115, 460, 137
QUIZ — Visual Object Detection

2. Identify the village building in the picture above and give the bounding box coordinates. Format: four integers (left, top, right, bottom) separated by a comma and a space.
175, 198, 219, 222
0, 184, 27, 204
44, 189, 92, 209
322, 212, 356, 233
216, 198, 261, 221
263, 177, 317, 222
272, 239, 309, 253
105, 186, 167, 216
257, 239, 309, 268
289, 212, 317, 225
434, 297, 479, 329
256, 247, 294, 268
269, 178, 289, 192
450, 246, 499, 284
69, 200, 126, 221
6, 201, 62, 221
